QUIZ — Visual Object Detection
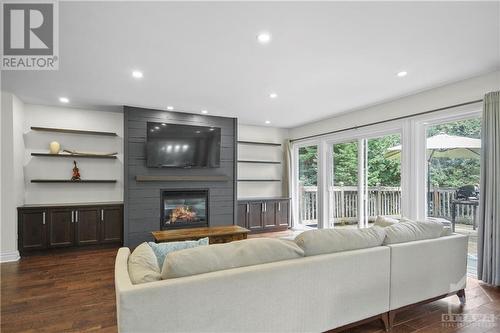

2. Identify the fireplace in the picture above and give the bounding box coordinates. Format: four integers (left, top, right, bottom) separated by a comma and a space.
161, 189, 209, 230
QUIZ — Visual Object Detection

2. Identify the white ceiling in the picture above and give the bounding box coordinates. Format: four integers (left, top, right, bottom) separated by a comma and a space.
2, 1, 499, 128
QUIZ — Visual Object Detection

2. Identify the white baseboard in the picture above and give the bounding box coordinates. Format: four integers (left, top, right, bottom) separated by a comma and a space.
0, 250, 20, 263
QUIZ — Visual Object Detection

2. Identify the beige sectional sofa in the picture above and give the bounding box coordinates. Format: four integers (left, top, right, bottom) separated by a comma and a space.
115, 226, 467, 333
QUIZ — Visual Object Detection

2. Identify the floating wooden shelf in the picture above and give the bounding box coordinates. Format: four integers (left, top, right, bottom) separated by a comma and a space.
31, 179, 117, 183
136, 175, 230, 182
31, 153, 117, 159
238, 179, 282, 182
237, 160, 281, 164
31, 126, 118, 137
237, 141, 281, 147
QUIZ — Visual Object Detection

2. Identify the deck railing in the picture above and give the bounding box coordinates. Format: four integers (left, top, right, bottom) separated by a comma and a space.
299, 184, 476, 224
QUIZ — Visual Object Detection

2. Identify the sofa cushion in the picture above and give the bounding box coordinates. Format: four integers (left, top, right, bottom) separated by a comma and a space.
128, 242, 161, 284
148, 237, 209, 268
162, 238, 304, 279
383, 220, 444, 245
294, 227, 386, 256
374, 215, 399, 227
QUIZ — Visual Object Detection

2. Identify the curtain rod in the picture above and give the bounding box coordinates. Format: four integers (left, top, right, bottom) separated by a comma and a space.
290, 99, 483, 143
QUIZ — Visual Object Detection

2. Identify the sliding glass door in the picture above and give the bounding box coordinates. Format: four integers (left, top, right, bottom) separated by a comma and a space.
327, 133, 402, 229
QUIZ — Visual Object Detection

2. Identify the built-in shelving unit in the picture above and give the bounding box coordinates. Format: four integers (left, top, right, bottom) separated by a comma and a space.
31, 179, 117, 183
237, 160, 281, 164
31, 153, 117, 159
31, 126, 118, 137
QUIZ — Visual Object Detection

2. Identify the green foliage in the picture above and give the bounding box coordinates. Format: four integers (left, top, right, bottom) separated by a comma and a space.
297, 118, 481, 189
298, 146, 318, 186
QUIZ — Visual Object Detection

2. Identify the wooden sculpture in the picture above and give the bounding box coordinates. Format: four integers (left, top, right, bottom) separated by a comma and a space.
71, 160, 81, 181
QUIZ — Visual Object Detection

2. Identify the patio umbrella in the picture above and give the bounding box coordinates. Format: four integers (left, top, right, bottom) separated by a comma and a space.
385, 133, 481, 160
385, 133, 481, 213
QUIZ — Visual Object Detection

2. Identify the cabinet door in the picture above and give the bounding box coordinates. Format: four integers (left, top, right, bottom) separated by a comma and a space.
247, 202, 264, 231
18, 209, 47, 251
263, 201, 277, 228
48, 208, 75, 248
276, 200, 290, 227
236, 202, 248, 228
76, 207, 100, 245
100, 206, 123, 244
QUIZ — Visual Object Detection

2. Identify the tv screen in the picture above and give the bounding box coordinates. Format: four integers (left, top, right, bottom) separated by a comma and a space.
146, 122, 221, 168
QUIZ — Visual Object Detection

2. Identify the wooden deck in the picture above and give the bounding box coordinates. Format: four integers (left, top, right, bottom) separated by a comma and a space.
1, 233, 499, 333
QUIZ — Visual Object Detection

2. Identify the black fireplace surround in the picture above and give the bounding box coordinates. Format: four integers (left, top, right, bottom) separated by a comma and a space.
161, 189, 209, 230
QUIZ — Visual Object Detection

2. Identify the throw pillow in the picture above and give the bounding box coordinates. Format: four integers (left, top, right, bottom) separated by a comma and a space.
148, 237, 209, 268
374, 215, 399, 227
128, 242, 161, 284
294, 226, 386, 256
383, 220, 443, 245
162, 238, 304, 279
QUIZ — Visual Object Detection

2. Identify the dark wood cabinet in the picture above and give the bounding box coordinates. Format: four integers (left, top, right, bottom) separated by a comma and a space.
100, 206, 123, 244
263, 201, 277, 229
236, 203, 248, 228
49, 208, 75, 248
276, 200, 290, 227
18, 209, 48, 251
18, 203, 123, 255
247, 202, 264, 231
76, 207, 100, 245
237, 198, 290, 233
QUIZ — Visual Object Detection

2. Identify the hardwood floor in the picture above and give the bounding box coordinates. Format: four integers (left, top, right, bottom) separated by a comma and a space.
1, 239, 499, 333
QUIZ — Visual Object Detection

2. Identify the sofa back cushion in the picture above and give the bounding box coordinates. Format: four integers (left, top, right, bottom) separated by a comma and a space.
383, 220, 443, 245
162, 238, 304, 279
128, 242, 161, 284
294, 227, 386, 257
148, 237, 208, 268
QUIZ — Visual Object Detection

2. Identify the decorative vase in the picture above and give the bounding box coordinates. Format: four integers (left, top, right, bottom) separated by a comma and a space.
49, 141, 61, 154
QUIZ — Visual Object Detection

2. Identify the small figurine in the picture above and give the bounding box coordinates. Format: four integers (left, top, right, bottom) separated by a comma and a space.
71, 160, 81, 181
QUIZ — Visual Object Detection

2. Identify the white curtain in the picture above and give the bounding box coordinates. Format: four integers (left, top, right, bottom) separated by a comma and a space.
477, 91, 500, 286
284, 139, 296, 227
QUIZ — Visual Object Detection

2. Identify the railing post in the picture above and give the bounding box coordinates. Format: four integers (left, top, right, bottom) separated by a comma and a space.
376, 182, 381, 217
339, 182, 345, 219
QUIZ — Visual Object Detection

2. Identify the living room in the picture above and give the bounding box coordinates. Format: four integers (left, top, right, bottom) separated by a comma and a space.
1, 1, 499, 332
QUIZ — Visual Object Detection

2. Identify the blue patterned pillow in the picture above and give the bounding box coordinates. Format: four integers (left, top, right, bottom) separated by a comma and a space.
148, 237, 209, 268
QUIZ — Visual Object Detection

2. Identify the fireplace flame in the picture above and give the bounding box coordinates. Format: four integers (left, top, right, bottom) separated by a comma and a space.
169, 206, 197, 223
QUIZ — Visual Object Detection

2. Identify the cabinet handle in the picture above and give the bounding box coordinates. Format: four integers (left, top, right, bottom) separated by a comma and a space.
75, 210, 78, 223
101, 209, 104, 222
246, 204, 249, 214
42, 212, 46, 225
262, 202, 266, 213
278, 202, 281, 211
71, 211, 74, 223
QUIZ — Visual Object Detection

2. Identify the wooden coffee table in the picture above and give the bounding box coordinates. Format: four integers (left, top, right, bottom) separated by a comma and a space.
151, 225, 250, 244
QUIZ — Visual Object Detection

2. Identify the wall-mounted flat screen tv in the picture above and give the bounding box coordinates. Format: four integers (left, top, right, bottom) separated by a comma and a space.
146, 122, 221, 168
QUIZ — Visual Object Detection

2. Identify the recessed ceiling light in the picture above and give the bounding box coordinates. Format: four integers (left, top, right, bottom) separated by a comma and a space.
59, 97, 69, 103
132, 70, 143, 79
161, 123, 166, 126
195, 130, 201, 134
269, 92, 278, 99
257, 32, 271, 44
265, 120, 271, 124
397, 71, 407, 77
201, 110, 208, 114
154, 126, 160, 130
166, 106, 174, 111
209, 128, 215, 131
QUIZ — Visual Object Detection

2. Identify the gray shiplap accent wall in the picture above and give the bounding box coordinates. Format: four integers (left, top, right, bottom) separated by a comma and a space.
124, 106, 237, 247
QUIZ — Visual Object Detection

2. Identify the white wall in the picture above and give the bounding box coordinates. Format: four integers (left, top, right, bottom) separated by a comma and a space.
289, 70, 500, 140
1, 92, 25, 262
23, 104, 124, 204
237, 125, 289, 198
